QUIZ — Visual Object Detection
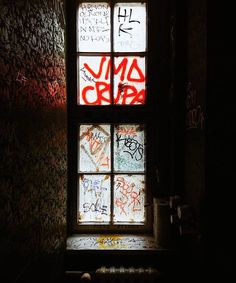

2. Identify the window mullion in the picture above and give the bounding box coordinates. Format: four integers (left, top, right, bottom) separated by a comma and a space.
110, 1, 114, 225
110, 124, 114, 225
110, 1, 114, 105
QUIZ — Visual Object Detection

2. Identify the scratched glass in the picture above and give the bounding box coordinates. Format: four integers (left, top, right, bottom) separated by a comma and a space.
113, 3, 146, 52
113, 174, 145, 223
114, 124, 145, 172
78, 56, 111, 105
114, 57, 146, 105
78, 174, 111, 222
77, 2, 111, 52
79, 124, 111, 172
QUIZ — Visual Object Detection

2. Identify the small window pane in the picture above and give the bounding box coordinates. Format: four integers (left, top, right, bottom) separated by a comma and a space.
78, 174, 111, 222
113, 174, 145, 223
114, 124, 145, 172
77, 2, 111, 52
79, 124, 111, 172
114, 56, 146, 105
114, 3, 146, 52
78, 56, 111, 105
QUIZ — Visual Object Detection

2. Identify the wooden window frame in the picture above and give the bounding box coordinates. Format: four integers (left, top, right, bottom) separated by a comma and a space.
67, 0, 159, 235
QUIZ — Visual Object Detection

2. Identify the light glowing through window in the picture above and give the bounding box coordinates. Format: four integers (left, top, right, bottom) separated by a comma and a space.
76, 1, 148, 228
114, 3, 146, 52
114, 124, 145, 172
78, 124, 146, 224
77, 2, 147, 106
114, 174, 145, 223
77, 2, 111, 52
79, 124, 111, 172
78, 56, 146, 105
78, 174, 111, 222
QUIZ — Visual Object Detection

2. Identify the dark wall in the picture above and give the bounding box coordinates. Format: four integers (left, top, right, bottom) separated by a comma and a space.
185, 0, 206, 226
0, 0, 67, 281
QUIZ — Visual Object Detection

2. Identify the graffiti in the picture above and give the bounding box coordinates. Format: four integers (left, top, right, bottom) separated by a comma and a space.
79, 174, 110, 221
67, 235, 158, 250
83, 200, 108, 215
48, 79, 61, 97
80, 66, 96, 83
78, 3, 110, 48
79, 56, 145, 105
14, 76, 65, 108
114, 176, 144, 217
116, 126, 137, 137
80, 125, 110, 170
114, 125, 145, 172
16, 72, 28, 86
0, 0, 66, 109
116, 134, 144, 161
82, 177, 107, 196
186, 82, 205, 130
114, 3, 146, 52
118, 7, 140, 38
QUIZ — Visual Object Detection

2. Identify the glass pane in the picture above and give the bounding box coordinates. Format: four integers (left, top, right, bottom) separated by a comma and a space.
114, 124, 145, 172
113, 174, 145, 223
114, 57, 146, 105
78, 56, 111, 105
78, 174, 111, 222
79, 124, 111, 172
77, 2, 111, 52
114, 3, 146, 52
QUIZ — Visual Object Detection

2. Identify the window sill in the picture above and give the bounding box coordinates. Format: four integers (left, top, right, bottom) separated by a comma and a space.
66, 234, 168, 252
65, 234, 177, 275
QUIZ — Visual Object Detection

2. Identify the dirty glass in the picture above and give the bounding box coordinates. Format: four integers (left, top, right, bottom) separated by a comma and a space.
113, 174, 145, 223
79, 124, 111, 172
114, 124, 145, 172
113, 2, 146, 52
78, 174, 111, 222
77, 2, 111, 52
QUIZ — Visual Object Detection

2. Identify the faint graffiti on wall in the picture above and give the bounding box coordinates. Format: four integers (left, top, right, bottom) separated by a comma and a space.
186, 82, 205, 130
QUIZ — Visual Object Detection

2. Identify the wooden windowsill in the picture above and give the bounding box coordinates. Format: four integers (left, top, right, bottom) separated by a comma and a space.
66, 234, 169, 252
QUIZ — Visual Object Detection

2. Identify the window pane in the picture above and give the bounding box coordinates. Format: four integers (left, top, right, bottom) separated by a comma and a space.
114, 56, 146, 105
78, 56, 111, 105
79, 124, 111, 172
114, 124, 145, 172
78, 174, 111, 222
114, 3, 146, 52
113, 174, 145, 223
77, 2, 111, 52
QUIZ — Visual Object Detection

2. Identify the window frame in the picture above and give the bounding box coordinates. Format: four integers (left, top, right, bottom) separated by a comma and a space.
67, 0, 156, 235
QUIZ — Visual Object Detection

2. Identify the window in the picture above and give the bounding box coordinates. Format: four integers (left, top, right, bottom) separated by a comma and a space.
68, 0, 154, 234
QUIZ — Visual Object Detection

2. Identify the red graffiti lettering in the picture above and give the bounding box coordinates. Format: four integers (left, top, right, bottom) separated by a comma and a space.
84, 56, 107, 79
79, 56, 146, 105
115, 177, 143, 216
116, 126, 137, 137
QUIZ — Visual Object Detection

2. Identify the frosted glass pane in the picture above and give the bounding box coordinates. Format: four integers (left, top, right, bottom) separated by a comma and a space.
79, 124, 111, 172
114, 124, 145, 172
114, 57, 146, 105
77, 2, 111, 52
113, 175, 145, 223
78, 56, 111, 105
114, 3, 146, 52
78, 174, 111, 222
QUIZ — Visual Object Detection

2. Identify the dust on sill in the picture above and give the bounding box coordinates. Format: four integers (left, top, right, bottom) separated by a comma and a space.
67, 234, 160, 251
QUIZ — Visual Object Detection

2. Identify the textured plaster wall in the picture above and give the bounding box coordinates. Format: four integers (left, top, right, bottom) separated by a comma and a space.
0, 0, 67, 259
